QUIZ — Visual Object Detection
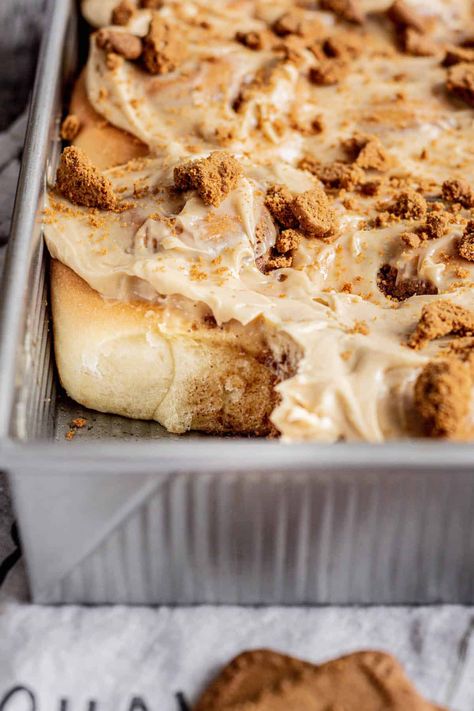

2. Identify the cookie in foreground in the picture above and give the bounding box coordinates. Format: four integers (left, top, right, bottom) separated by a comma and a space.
193, 649, 446, 711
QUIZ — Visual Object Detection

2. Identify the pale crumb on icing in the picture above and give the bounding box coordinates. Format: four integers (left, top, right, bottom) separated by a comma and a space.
320, 0, 364, 25
291, 188, 338, 240
106, 52, 125, 70
56, 147, 117, 210
446, 63, 474, 107
96, 28, 142, 60
174, 152, 243, 207
60, 114, 81, 141
408, 301, 474, 350
142, 13, 187, 75
111, 0, 136, 26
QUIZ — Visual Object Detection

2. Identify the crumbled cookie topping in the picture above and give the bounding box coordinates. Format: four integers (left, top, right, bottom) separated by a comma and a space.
174, 152, 243, 207
272, 11, 305, 37
402, 28, 437, 57
142, 13, 187, 74
408, 301, 474, 349
442, 178, 474, 208
446, 63, 474, 107
56, 147, 117, 210
323, 32, 363, 60
291, 188, 338, 239
458, 221, 474, 261
343, 133, 393, 172
96, 28, 143, 60
400, 231, 421, 248
418, 211, 451, 240
275, 228, 302, 253
377, 264, 437, 301
414, 357, 472, 437
272, 11, 324, 40
265, 185, 299, 229
301, 157, 364, 191
235, 30, 271, 51
60, 114, 81, 142
257, 250, 293, 273
309, 59, 348, 86
388, 190, 427, 220
140, 0, 163, 7
443, 45, 474, 67
386, 0, 426, 34
111, 0, 136, 26
319, 0, 364, 24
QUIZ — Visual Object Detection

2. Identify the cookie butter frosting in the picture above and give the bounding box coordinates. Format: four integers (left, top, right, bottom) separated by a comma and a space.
44, 0, 474, 440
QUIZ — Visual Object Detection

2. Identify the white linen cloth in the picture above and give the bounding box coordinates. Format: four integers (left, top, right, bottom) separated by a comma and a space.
1, 2, 474, 710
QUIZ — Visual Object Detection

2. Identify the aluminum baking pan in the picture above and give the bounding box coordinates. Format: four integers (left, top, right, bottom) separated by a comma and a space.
1, 0, 474, 605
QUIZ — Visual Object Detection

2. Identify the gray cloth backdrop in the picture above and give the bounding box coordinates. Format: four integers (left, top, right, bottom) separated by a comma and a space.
1, 2, 474, 709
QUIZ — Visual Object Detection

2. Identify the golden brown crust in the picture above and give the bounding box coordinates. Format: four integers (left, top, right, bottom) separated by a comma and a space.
51, 261, 299, 436
69, 71, 149, 169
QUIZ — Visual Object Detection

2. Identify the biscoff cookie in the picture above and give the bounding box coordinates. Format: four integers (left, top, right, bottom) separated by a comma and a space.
193, 650, 444, 711
194, 649, 314, 711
